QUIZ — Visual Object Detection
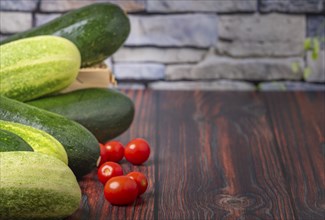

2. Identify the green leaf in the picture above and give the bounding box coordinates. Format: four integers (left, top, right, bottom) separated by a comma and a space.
304, 38, 312, 51
312, 38, 320, 60
303, 67, 312, 80
291, 62, 300, 74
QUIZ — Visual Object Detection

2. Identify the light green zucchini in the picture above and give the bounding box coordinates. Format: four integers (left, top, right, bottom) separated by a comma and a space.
0, 151, 81, 219
0, 120, 68, 164
0, 35, 81, 101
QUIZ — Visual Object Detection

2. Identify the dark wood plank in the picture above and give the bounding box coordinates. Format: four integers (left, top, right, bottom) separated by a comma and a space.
264, 92, 325, 220
155, 91, 296, 220
66, 90, 324, 220
67, 89, 158, 220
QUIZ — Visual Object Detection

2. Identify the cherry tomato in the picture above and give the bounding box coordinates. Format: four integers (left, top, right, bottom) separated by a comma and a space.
97, 162, 123, 184
98, 141, 124, 166
104, 176, 138, 205
124, 138, 151, 165
127, 172, 148, 196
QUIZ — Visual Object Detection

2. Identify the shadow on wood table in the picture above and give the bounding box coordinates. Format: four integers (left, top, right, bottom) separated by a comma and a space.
67, 90, 325, 220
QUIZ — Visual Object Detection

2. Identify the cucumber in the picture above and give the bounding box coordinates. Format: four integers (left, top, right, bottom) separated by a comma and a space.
0, 129, 33, 152
0, 3, 130, 67
28, 88, 134, 142
0, 151, 81, 219
0, 96, 100, 178
0, 120, 68, 164
0, 35, 81, 102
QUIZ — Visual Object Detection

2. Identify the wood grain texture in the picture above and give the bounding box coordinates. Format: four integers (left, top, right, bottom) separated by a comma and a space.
67, 90, 158, 220
66, 90, 325, 220
264, 92, 325, 220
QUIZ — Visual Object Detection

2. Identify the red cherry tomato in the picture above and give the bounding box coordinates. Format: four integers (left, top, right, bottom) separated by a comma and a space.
104, 176, 138, 205
98, 141, 124, 166
124, 138, 151, 165
97, 162, 123, 184
127, 172, 148, 196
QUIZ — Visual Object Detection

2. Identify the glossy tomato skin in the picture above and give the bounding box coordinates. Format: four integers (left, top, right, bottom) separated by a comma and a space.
97, 162, 123, 184
104, 176, 138, 205
98, 141, 124, 166
124, 138, 151, 165
127, 172, 148, 196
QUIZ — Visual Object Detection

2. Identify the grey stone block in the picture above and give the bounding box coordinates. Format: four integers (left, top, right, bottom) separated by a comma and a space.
259, 81, 325, 91
147, 0, 257, 12
307, 15, 325, 37
116, 83, 145, 90
166, 56, 304, 81
216, 40, 304, 58
0, 0, 38, 11
305, 50, 325, 82
307, 15, 325, 49
35, 13, 61, 27
149, 80, 256, 91
104, 58, 113, 69
113, 47, 206, 64
217, 14, 305, 57
260, 0, 324, 13
166, 64, 194, 80
0, 12, 32, 33
40, 0, 145, 12
114, 63, 165, 80
126, 14, 218, 47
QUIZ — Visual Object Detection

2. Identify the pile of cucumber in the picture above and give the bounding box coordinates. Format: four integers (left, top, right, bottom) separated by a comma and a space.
0, 3, 133, 219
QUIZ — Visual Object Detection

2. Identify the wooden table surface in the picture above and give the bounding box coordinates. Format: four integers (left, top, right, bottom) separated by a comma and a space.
67, 90, 325, 220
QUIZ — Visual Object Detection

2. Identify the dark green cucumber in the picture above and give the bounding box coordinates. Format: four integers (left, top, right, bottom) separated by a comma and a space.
0, 129, 33, 152
0, 3, 130, 67
28, 88, 134, 143
0, 96, 99, 178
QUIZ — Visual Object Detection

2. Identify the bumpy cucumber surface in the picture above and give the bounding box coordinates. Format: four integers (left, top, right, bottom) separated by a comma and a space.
0, 36, 81, 101
0, 129, 33, 152
0, 3, 130, 67
0, 95, 100, 178
0, 151, 81, 219
28, 88, 134, 142
0, 120, 68, 164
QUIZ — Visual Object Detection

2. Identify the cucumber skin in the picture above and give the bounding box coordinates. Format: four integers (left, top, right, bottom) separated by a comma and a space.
28, 88, 135, 142
0, 3, 130, 67
0, 36, 81, 102
0, 96, 100, 178
0, 120, 68, 164
0, 129, 33, 152
0, 151, 81, 219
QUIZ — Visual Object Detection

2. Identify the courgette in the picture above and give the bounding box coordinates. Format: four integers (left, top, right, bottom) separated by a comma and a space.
0, 120, 68, 164
0, 96, 100, 178
0, 151, 81, 219
0, 3, 130, 67
28, 88, 134, 142
0, 35, 81, 101
0, 129, 33, 152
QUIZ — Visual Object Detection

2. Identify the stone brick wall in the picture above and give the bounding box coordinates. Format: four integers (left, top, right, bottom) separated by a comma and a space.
1, 0, 324, 91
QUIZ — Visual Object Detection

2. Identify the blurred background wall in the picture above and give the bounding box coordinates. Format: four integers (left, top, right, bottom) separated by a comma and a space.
1, 0, 324, 91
